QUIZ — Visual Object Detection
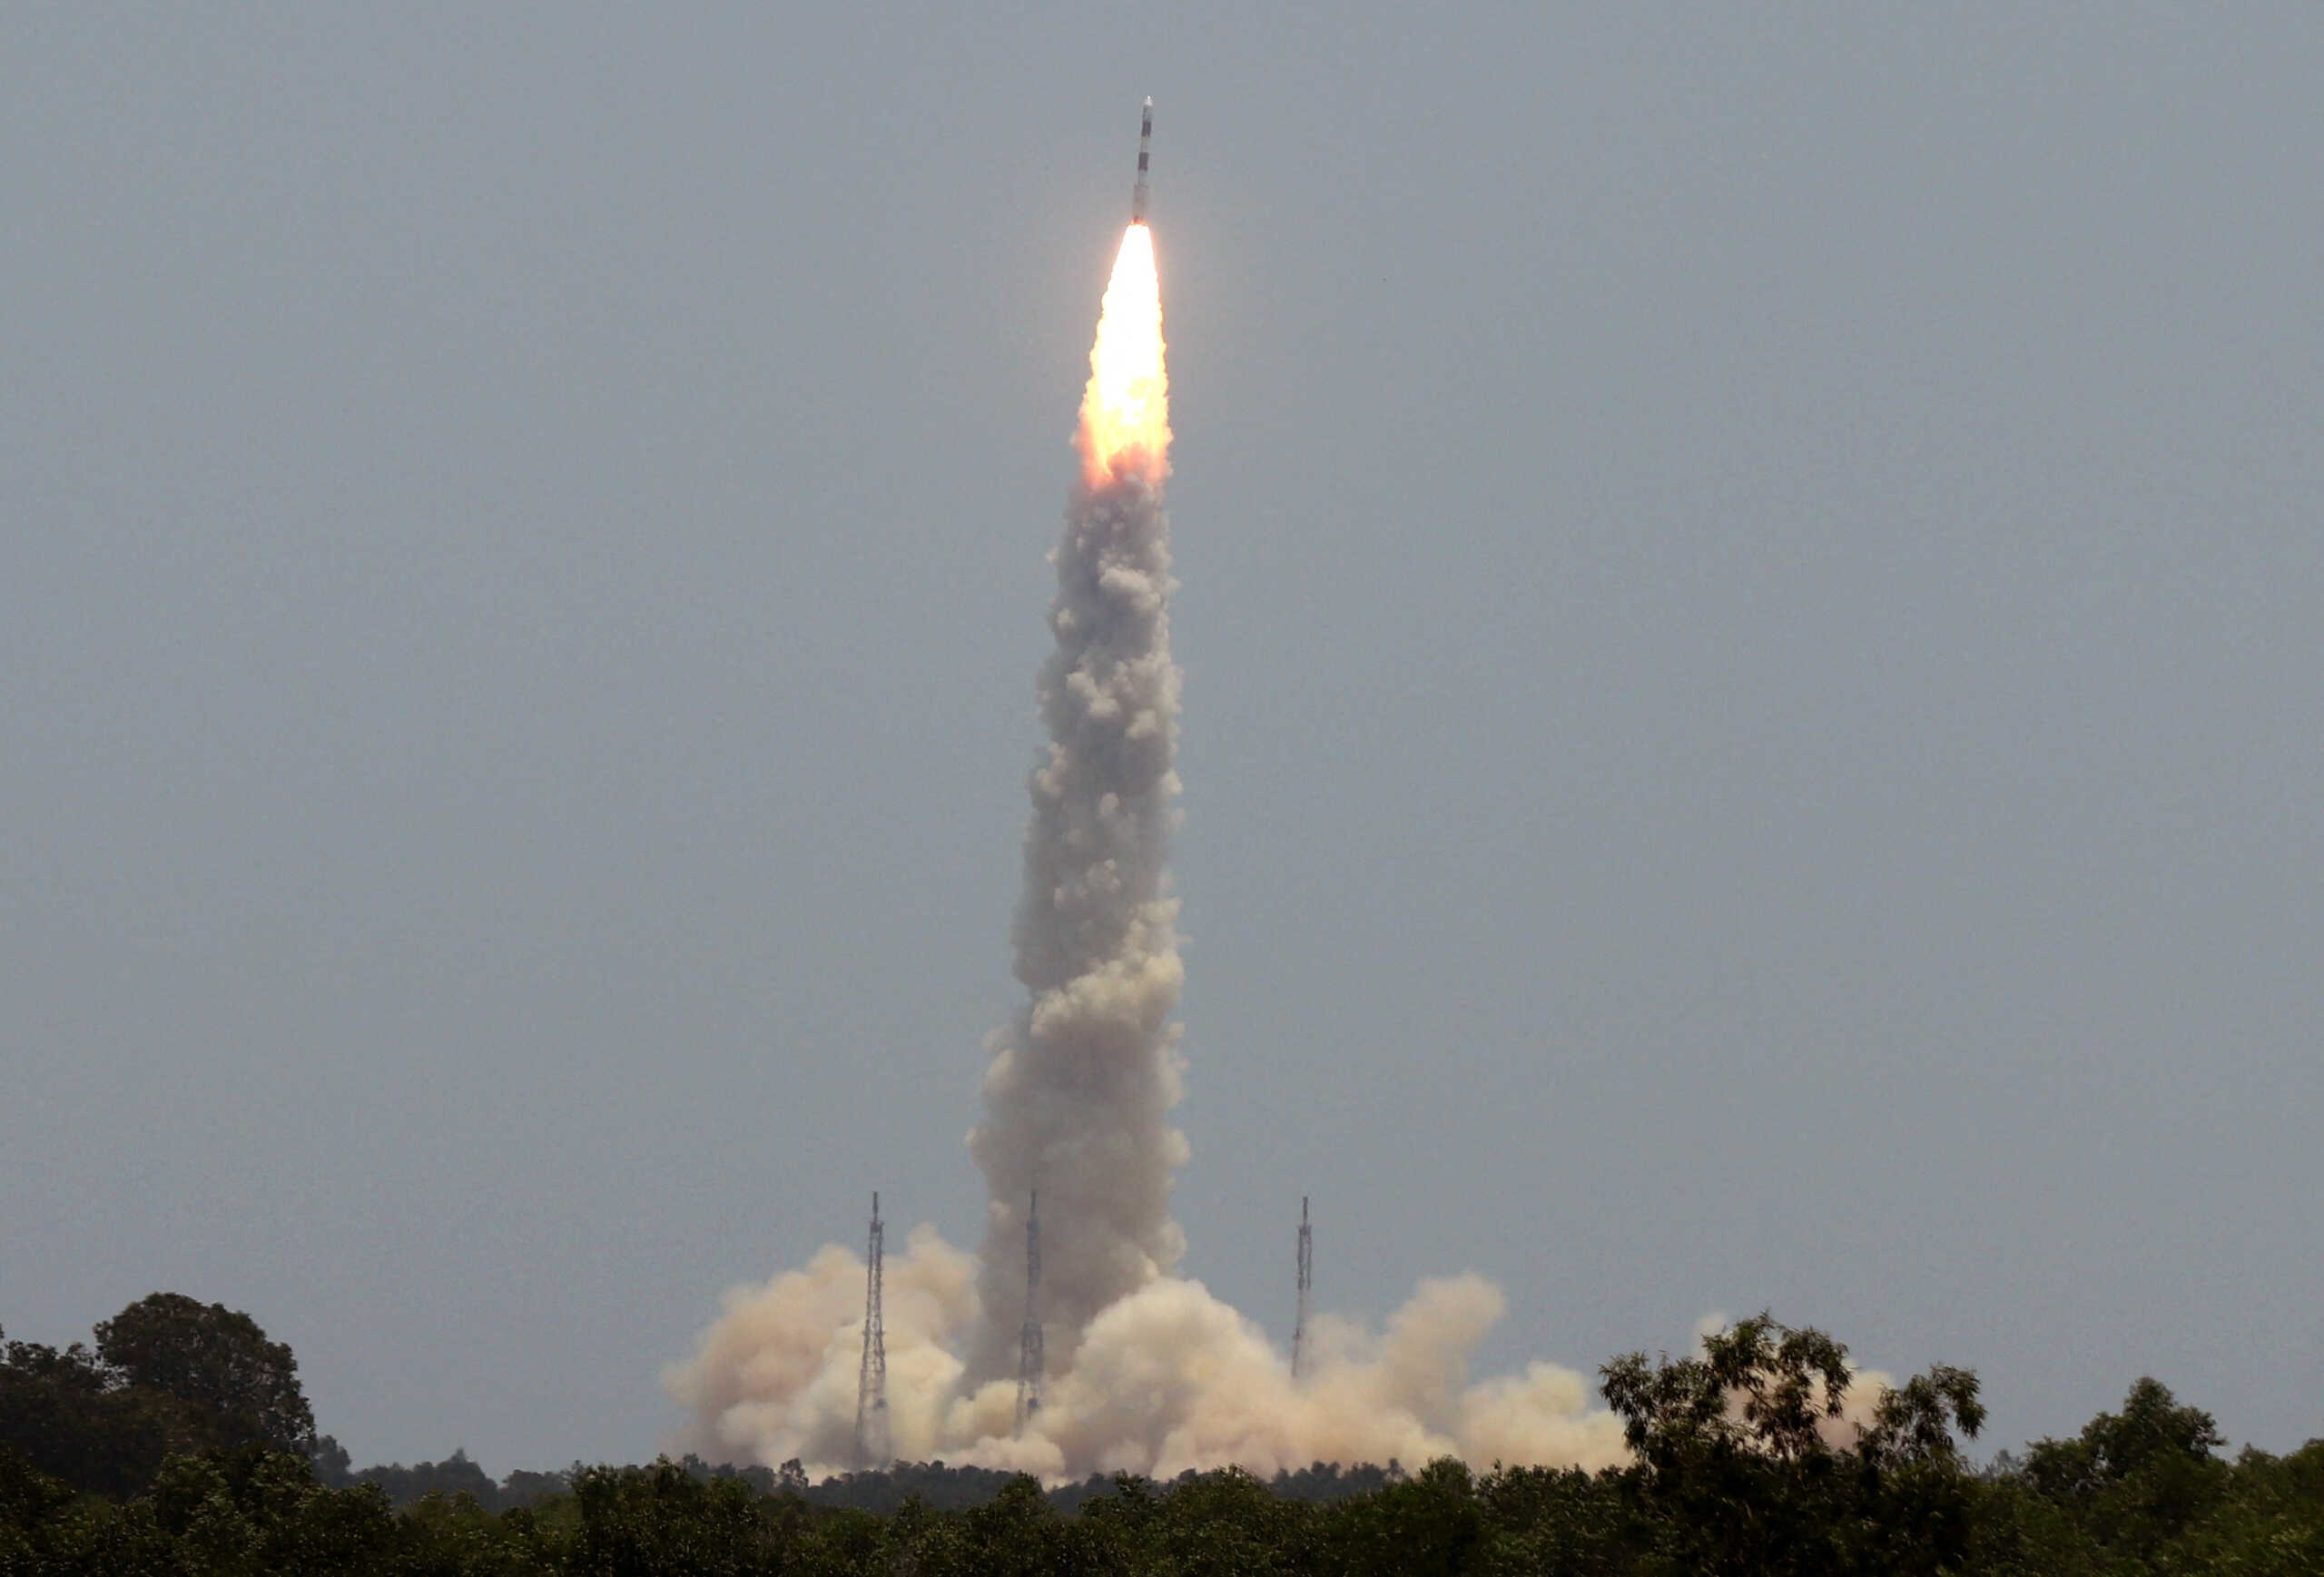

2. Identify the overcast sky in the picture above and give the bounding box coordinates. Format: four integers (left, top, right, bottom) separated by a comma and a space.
4, 3, 2319, 1472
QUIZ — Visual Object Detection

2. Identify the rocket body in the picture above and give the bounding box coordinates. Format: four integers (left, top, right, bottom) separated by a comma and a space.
1131, 96, 1152, 223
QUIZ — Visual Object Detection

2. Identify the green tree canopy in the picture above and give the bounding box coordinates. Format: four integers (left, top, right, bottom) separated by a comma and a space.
2021, 1375, 2231, 1564
1598, 1312, 1986, 1577
94, 1293, 316, 1458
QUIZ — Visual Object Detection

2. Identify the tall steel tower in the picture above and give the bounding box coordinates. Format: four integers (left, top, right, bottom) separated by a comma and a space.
853, 1192, 889, 1469
1014, 1190, 1044, 1435
1291, 1196, 1313, 1379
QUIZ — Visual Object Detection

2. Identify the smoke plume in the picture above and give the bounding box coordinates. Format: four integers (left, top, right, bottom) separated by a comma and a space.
668, 1245, 1628, 1478
963, 222, 1187, 1384
665, 222, 1627, 1479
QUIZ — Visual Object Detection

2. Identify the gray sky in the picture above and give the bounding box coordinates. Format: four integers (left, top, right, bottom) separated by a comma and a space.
3, 2, 2319, 1471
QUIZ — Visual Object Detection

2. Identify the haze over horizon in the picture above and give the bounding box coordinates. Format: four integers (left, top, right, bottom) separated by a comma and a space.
3, 5, 2319, 1474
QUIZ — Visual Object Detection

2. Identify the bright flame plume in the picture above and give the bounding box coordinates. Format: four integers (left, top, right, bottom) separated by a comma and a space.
1078, 224, 1171, 487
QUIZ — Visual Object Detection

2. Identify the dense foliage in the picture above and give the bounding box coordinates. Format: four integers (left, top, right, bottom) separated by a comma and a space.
4, 1299, 2318, 1574
1, 1296, 312, 1500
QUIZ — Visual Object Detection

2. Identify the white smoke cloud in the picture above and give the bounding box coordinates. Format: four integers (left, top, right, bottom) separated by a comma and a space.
665, 1252, 1627, 1480
665, 1227, 979, 1474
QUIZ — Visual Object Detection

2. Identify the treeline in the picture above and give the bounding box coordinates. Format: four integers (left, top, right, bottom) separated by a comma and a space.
321, 1454, 1414, 1518
3, 1297, 2319, 1574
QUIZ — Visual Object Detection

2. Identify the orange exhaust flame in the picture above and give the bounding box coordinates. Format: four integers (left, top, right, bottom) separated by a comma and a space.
1077, 223, 1171, 489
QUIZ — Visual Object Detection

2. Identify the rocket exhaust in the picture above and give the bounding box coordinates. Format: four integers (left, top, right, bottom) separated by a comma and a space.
964, 155, 1182, 1381
665, 104, 1630, 1481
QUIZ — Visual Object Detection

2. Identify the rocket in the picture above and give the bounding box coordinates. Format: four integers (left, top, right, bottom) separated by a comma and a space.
1131, 96, 1153, 223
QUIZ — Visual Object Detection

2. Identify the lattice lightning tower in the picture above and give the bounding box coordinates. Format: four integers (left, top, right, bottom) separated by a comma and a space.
853, 1191, 889, 1469
1292, 1196, 1313, 1379
1014, 1190, 1044, 1435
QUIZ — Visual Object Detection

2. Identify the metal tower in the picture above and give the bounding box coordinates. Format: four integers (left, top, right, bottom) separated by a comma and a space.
853, 1192, 888, 1469
1014, 1190, 1044, 1435
1291, 1196, 1313, 1379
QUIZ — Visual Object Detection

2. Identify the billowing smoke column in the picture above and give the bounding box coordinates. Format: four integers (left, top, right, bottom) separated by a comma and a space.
664, 210, 1629, 1481
964, 220, 1187, 1385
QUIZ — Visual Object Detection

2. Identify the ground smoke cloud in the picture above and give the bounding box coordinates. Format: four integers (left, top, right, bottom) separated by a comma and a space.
668, 1252, 1626, 1479
665, 223, 1625, 1479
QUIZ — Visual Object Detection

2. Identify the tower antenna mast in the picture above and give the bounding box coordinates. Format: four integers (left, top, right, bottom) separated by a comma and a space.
1014, 1190, 1044, 1434
1292, 1196, 1313, 1379
853, 1191, 889, 1469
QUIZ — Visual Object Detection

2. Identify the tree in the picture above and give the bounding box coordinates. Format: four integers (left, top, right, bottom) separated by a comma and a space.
1858, 1365, 1988, 1469
0, 1332, 188, 1498
147, 1445, 401, 1574
2023, 1376, 2230, 1563
1600, 1312, 1856, 1467
1599, 1313, 1984, 1577
955, 1474, 1073, 1577
1152, 1467, 1315, 1577
0, 1442, 78, 1550
95, 1293, 317, 1458
568, 1458, 778, 1576
1474, 1463, 1632, 1576
1335, 1458, 1484, 1577
350, 1446, 501, 1510
311, 1432, 354, 1486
